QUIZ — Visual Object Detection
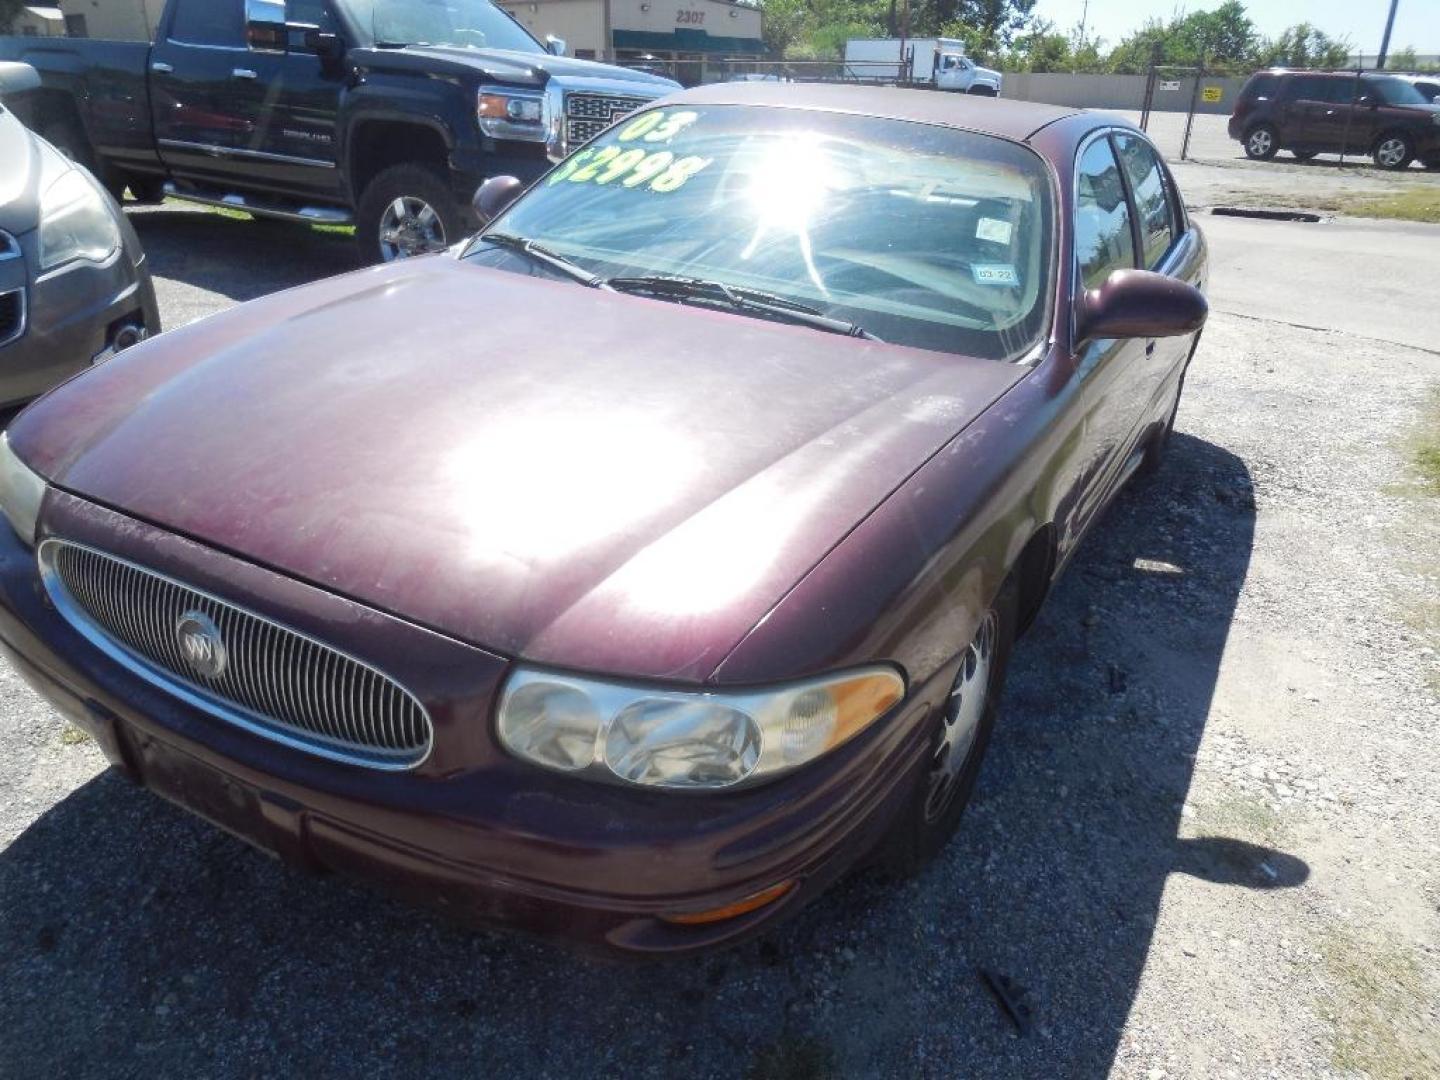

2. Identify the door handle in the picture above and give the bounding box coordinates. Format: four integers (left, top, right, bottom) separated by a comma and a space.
232, 68, 259, 80
151, 61, 174, 74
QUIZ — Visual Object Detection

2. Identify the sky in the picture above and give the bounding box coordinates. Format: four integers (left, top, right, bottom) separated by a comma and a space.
1030, 0, 1439, 56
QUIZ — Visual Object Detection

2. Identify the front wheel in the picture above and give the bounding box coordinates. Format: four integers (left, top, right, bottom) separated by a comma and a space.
356, 163, 468, 264
1372, 133, 1413, 170
1244, 124, 1278, 160
879, 576, 1017, 876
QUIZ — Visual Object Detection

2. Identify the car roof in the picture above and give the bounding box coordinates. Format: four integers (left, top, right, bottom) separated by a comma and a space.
660, 82, 1087, 142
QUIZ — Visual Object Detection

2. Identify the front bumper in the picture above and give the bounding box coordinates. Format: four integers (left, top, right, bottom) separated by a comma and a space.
0, 232, 160, 408
0, 493, 940, 956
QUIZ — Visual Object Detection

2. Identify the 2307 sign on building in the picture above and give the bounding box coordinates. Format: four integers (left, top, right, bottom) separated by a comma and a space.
676, 9, 705, 23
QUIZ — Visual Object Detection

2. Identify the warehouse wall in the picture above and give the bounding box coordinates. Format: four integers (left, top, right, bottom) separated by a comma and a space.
1002, 73, 1250, 114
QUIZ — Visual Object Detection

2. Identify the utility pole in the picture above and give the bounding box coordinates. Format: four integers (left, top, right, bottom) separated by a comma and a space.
1377, 0, 1400, 68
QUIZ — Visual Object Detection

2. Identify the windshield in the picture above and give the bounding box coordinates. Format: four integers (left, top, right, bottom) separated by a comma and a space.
1370, 77, 1429, 106
468, 106, 1054, 361
340, 0, 542, 52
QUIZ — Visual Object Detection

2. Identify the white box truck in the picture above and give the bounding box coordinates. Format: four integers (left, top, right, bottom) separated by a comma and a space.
843, 37, 1003, 95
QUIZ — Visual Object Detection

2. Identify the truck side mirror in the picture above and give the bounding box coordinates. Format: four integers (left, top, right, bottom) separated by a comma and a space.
547, 35, 567, 57
245, 0, 287, 50
473, 176, 524, 225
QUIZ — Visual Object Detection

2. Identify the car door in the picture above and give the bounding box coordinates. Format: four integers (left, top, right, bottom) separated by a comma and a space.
226, 0, 344, 202
1282, 75, 1331, 148
1061, 132, 1149, 545
1306, 77, 1368, 154
149, 0, 268, 190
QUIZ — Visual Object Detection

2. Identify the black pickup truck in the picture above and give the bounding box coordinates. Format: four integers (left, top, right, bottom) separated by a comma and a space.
0, 0, 677, 262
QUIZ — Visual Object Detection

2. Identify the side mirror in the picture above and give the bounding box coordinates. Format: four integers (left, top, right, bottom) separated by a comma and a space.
473, 175, 524, 225
245, 0, 288, 50
1076, 269, 1208, 344
547, 35, 567, 57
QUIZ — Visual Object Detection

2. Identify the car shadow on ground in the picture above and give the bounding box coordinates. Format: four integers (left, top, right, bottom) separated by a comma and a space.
0, 432, 1305, 1077
126, 204, 362, 304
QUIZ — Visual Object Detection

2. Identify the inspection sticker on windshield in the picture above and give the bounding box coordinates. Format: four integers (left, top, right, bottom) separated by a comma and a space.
972, 263, 1019, 286
976, 217, 1013, 245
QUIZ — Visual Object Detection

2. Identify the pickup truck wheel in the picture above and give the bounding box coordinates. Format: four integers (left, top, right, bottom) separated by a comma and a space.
966, 85, 998, 96
878, 576, 1017, 877
357, 164, 465, 264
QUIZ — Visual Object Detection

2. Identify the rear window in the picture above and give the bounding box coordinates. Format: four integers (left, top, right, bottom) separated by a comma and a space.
1243, 74, 1280, 100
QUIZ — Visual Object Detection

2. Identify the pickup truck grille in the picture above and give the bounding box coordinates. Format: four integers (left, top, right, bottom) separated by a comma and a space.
0, 289, 23, 348
40, 539, 433, 770
564, 92, 652, 149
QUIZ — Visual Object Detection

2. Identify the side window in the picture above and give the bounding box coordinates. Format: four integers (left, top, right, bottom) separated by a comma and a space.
1075, 136, 1136, 291
169, 0, 245, 46
1246, 74, 1279, 100
1323, 79, 1359, 104
1113, 133, 1175, 270
1286, 76, 1324, 102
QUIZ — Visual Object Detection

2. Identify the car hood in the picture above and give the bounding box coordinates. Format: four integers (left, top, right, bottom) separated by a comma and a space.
11, 258, 1024, 682
350, 44, 679, 93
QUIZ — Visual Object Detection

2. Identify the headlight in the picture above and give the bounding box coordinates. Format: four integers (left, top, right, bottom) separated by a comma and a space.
0, 433, 46, 546
498, 666, 906, 790
477, 87, 548, 142
38, 168, 121, 272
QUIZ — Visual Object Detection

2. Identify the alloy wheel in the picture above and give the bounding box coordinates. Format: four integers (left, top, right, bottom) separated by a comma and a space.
1376, 137, 1408, 168
923, 610, 998, 823
1247, 128, 1272, 157
378, 196, 448, 261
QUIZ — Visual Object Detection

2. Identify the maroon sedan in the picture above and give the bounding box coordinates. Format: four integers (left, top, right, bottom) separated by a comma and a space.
0, 85, 1206, 955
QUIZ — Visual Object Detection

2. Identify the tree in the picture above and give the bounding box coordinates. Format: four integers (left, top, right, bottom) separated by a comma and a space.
1255, 23, 1351, 70
1104, 1, 1256, 74
760, 0, 810, 57
1386, 45, 1418, 71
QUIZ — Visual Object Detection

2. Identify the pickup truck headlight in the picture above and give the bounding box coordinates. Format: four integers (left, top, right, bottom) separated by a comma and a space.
37, 168, 121, 273
0, 433, 46, 546
477, 87, 548, 142
498, 666, 905, 790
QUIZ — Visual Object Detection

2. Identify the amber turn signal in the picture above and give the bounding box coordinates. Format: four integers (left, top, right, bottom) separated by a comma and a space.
660, 880, 798, 926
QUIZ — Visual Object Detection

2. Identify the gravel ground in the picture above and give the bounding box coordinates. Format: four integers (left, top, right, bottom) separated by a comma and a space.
1, 174, 1437, 1078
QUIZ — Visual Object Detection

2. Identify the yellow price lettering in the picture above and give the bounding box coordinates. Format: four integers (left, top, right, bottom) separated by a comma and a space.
547, 147, 596, 185
595, 147, 647, 184
621, 150, 674, 187
643, 110, 699, 142
616, 111, 665, 141
569, 145, 620, 182
649, 155, 711, 193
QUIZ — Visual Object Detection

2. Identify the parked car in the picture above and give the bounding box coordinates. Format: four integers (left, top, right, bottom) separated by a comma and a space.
0, 86, 1206, 955
0, 62, 159, 409
0, 0, 678, 263
1229, 69, 1440, 169
1398, 74, 1439, 104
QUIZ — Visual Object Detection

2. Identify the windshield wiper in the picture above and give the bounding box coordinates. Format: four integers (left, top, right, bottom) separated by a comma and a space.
605, 275, 881, 340
482, 233, 610, 289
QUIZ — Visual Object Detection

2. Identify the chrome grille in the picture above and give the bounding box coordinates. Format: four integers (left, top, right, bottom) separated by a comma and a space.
0, 290, 21, 348
39, 539, 432, 770
564, 92, 651, 148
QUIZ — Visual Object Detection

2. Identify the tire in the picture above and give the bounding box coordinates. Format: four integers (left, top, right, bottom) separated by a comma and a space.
966, 85, 998, 97
879, 576, 1018, 877
126, 177, 167, 204
1139, 376, 1185, 477
356, 163, 468, 265
1291, 150, 1317, 162
1243, 124, 1279, 160
1372, 132, 1413, 170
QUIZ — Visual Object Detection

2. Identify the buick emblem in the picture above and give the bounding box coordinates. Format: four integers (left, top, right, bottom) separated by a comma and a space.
175, 611, 227, 679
